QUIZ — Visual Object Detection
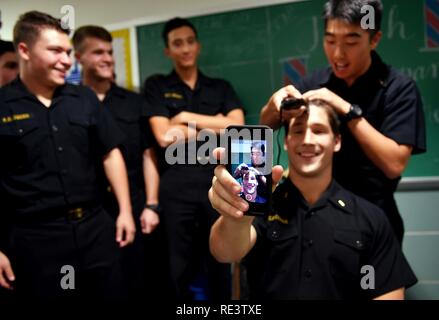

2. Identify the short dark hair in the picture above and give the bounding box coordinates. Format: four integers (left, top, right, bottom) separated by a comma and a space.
251, 141, 265, 156
72, 25, 113, 53
13, 11, 70, 48
284, 99, 340, 137
0, 40, 15, 57
323, 0, 383, 38
162, 17, 198, 47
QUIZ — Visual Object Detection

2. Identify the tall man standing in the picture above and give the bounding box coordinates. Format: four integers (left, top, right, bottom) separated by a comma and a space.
144, 17, 244, 300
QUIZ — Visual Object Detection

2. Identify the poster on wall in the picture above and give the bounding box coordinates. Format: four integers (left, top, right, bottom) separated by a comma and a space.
110, 28, 134, 90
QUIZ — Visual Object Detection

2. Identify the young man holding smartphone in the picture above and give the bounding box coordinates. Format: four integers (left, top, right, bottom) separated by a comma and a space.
209, 99, 416, 299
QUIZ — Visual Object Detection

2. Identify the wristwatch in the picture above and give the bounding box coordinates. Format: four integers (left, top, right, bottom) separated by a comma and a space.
144, 203, 162, 214
345, 104, 363, 122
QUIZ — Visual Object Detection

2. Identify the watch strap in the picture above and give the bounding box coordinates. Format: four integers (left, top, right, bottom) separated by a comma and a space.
144, 203, 162, 214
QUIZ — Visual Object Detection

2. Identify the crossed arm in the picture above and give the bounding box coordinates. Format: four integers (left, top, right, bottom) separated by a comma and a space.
150, 109, 244, 148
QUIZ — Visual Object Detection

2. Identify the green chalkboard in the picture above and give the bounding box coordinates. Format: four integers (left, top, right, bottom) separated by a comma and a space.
137, 0, 439, 178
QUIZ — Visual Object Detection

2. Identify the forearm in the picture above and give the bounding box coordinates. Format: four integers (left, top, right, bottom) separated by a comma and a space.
151, 117, 196, 148
143, 148, 159, 204
157, 124, 196, 148
348, 118, 412, 179
103, 148, 132, 214
183, 110, 244, 132
260, 85, 304, 130
260, 103, 281, 130
374, 288, 404, 300
210, 216, 256, 263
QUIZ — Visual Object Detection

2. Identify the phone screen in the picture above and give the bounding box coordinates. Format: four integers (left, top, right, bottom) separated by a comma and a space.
225, 125, 272, 216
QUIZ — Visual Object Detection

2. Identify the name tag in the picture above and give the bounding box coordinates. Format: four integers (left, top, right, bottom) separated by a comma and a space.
164, 92, 183, 100
268, 214, 289, 224
1, 113, 31, 123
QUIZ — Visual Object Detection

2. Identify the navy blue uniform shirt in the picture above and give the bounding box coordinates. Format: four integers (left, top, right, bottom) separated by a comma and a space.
143, 70, 243, 172
0, 78, 124, 216
297, 51, 426, 242
101, 83, 153, 196
245, 178, 417, 300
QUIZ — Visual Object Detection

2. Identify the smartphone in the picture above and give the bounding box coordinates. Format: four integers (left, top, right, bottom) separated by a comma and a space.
280, 97, 306, 110
225, 125, 273, 216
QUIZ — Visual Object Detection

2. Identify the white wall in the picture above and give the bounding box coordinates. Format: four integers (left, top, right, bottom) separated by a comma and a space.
0, 0, 304, 40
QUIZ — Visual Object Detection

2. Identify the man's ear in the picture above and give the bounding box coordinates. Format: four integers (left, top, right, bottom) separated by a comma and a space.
17, 42, 30, 61
334, 134, 341, 152
370, 30, 382, 50
74, 50, 81, 62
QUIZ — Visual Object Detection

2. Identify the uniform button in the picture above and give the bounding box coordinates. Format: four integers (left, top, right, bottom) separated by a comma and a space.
305, 269, 312, 278
355, 240, 364, 249
57, 146, 63, 152
308, 239, 314, 247
309, 211, 315, 217
52, 125, 58, 132
271, 230, 279, 239
18, 128, 23, 134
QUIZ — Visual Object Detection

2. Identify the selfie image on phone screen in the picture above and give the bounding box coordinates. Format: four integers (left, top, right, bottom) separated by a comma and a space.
226, 125, 272, 216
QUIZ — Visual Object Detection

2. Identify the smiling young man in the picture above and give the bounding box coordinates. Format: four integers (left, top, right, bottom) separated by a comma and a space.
250, 142, 266, 168
240, 167, 266, 204
72, 25, 160, 297
209, 100, 417, 300
0, 11, 134, 299
143, 17, 244, 300
260, 0, 426, 244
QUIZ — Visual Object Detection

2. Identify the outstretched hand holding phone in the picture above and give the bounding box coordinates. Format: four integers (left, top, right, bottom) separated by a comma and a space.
209, 148, 283, 219
225, 125, 274, 214
208, 147, 283, 263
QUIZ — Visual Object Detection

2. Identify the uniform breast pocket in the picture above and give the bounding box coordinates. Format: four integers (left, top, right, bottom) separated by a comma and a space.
14, 119, 39, 138
115, 112, 138, 130
69, 112, 93, 127
68, 113, 95, 150
266, 223, 299, 274
166, 99, 187, 117
114, 113, 141, 152
0, 119, 40, 171
199, 99, 222, 116
330, 229, 368, 280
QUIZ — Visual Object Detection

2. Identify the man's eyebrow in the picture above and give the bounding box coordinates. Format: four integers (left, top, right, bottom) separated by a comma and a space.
324, 31, 362, 38
311, 122, 329, 129
291, 120, 306, 127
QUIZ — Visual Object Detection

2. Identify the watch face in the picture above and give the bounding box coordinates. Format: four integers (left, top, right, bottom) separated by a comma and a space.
346, 104, 362, 121
353, 104, 362, 117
